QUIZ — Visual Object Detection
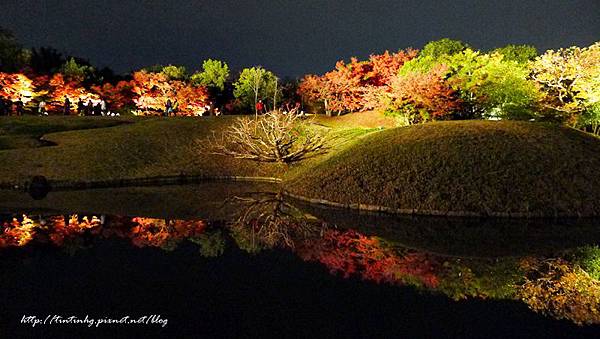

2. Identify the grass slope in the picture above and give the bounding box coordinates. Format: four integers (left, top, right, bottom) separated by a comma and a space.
284, 120, 600, 217
3, 115, 600, 217
0, 116, 132, 150
0, 116, 286, 185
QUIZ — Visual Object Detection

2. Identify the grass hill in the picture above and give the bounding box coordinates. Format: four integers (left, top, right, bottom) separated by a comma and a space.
284, 120, 600, 217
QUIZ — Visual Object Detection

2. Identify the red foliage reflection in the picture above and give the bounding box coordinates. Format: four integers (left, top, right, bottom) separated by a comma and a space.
296, 229, 439, 288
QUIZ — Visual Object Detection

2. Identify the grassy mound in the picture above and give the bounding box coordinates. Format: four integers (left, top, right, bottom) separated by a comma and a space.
0, 116, 132, 150
0, 116, 286, 186
284, 120, 600, 217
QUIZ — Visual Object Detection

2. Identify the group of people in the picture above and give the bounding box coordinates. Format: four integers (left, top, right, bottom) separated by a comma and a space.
1, 96, 118, 117
0, 97, 25, 116
255, 99, 303, 115
165, 99, 222, 117
74, 97, 111, 116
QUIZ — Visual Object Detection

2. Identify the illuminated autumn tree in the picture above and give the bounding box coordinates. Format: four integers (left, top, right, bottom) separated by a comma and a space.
298, 50, 416, 115
130, 70, 209, 116
530, 42, 600, 124
37, 73, 99, 113
0, 72, 36, 104
366, 49, 418, 86
386, 65, 462, 124
91, 80, 135, 111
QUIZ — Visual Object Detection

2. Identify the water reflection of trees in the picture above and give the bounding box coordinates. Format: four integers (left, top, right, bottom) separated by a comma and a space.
2, 212, 600, 325
225, 192, 325, 251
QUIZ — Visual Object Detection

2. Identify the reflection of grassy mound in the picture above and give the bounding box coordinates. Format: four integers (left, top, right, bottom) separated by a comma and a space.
294, 200, 600, 257
285, 120, 600, 217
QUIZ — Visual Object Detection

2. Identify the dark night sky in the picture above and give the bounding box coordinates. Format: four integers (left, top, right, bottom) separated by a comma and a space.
0, 0, 598, 77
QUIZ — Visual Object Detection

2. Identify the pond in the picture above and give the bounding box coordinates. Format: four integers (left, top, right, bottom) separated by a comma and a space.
1, 182, 600, 338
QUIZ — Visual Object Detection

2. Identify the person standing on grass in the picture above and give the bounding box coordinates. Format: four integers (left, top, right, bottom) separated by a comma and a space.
63, 97, 71, 116
173, 99, 179, 115
100, 99, 107, 115
0, 98, 6, 116
5, 100, 13, 116
86, 99, 93, 116
15, 98, 24, 116
93, 102, 102, 116
255, 99, 265, 115
165, 99, 173, 117
38, 100, 47, 116
77, 98, 85, 116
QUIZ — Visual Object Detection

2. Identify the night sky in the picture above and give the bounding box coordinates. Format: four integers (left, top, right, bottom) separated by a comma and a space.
0, 0, 598, 77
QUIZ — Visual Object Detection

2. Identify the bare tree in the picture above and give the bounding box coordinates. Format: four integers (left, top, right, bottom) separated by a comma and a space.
208, 109, 328, 163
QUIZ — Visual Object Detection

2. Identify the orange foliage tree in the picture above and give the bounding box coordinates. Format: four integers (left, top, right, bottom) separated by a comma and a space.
386, 65, 462, 124
298, 49, 417, 115
92, 80, 135, 111
34, 73, 100, 113
0, 72, 36, 104
131, 70, 209, 116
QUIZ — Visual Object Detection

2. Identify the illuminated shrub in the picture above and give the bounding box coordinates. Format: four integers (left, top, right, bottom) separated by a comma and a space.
519, 258, 600, 325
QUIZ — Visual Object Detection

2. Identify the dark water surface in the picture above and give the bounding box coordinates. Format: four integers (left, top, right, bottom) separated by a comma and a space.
1, 183, 599, 338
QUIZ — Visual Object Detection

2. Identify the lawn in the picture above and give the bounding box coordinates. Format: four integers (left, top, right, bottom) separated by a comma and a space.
0, 116, 288, 187
284, 120, 600, 217
3, 115, 600, 217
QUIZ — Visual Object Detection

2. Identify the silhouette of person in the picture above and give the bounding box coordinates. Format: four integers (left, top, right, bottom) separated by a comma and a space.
172, 99, 179, 115
77, 98, 85, 116
15, 98, 24, 116
165, 99, 173, 117
0, 98, 6, 116
86, 99, 93, 116
63, 97, 71, 116
93, 102, 102, 116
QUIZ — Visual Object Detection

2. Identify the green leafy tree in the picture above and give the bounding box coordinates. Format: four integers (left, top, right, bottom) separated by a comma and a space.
60, 57, 94, 82
492, 44, 538, 63
143, 64, 165, 73
233, 66, 279, 114
190, 59, 229, 91
446, 51, 540, 119
161, 65, 187, 80
420, 38, 470, 59
400, 48, 542, 120
474, 55, 541, 119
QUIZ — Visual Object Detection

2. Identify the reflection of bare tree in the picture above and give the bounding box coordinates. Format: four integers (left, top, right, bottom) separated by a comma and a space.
225, 192, 325, 251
